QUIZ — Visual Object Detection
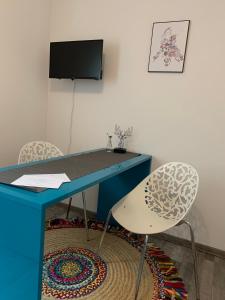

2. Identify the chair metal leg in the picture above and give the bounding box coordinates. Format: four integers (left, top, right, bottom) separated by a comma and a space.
135, 234, 148, 300
97, 209, 112, 254
66, 197, 73, 219
178, 220, 200, 300
82, 191, 90, 242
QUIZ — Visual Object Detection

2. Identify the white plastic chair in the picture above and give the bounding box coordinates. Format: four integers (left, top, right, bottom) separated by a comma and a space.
18, 141, 89, 241
98, 162, 200, 300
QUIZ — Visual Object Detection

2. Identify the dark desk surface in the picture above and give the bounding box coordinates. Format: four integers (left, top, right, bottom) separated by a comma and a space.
0, 149, 139, 192
0, 149, 151, 209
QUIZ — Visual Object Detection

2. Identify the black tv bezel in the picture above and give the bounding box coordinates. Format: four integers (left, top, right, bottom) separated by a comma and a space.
49, 39, 103, 80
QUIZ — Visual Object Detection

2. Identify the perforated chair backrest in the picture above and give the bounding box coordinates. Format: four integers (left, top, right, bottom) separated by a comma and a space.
112, 162, 199, 234
18, 141, 63, 164
144, 162, 199, 221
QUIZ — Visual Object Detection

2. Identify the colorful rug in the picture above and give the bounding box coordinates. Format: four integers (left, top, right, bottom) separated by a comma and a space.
42, 218, 187, 300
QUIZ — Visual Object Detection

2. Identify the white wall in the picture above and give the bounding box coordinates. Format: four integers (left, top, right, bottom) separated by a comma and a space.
0, 0, 50, 166
47, 0, 225, 251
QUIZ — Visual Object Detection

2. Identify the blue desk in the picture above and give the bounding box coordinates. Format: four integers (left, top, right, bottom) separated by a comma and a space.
0, 149, 151, 300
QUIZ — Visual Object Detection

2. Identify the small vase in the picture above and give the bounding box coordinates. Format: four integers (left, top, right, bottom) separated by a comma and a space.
106, 135, 113, 152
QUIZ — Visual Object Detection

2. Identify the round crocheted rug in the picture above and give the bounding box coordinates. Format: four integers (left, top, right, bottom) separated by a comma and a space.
42, 218, 187, 300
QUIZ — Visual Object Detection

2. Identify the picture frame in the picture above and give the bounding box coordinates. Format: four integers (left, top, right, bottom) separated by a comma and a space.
148, 20, 190, 73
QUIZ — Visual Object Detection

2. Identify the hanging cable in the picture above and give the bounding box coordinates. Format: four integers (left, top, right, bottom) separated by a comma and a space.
67, 80, 76, 154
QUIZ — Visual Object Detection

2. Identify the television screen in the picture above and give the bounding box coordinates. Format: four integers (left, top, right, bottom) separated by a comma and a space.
49, 39, 103, 80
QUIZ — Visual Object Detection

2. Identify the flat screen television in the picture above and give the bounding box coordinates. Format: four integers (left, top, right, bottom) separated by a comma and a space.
49, 39, 103, 80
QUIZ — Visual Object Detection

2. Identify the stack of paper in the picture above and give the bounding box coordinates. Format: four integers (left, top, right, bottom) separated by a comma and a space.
11, 173, 71, 189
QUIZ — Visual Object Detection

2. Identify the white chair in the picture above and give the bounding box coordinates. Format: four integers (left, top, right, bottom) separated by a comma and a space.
98, 162, 200, 300
18, 141, 89, 241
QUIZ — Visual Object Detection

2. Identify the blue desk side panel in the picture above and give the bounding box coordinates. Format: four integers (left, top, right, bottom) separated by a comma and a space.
0, 192, 45, 300
97, 158, 151, 222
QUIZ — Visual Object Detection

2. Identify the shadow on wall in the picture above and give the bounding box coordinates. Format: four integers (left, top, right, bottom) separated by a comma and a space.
102, 42, 120, 83
49, 78, 74, 94
49, 77, 104, 94
48, 42, 120, 94
165, 203, 207, 243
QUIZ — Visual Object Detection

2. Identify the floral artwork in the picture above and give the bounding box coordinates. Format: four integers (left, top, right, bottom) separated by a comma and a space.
153, 27, 184, 66
148, 20, 190, 73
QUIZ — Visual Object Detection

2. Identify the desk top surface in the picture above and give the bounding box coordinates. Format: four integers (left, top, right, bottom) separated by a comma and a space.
0, 149, 151, 209
0, 150, 139, 192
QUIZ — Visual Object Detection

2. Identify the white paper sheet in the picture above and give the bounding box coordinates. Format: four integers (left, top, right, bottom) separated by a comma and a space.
11, 173, 71, 189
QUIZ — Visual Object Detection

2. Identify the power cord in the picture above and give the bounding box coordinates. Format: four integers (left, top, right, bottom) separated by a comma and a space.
67, 80, 76, 154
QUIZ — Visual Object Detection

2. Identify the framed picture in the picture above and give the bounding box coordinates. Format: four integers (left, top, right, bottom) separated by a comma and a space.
148, 20, 190, 73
